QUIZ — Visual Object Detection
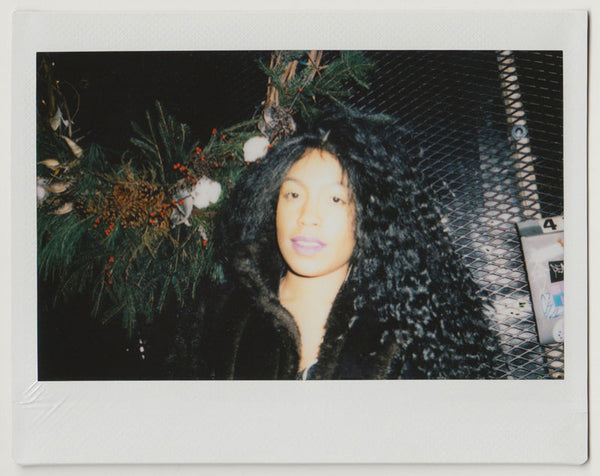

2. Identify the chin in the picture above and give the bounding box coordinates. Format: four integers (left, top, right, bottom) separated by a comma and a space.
287, 262, 326, 278
286, 257, 349, 280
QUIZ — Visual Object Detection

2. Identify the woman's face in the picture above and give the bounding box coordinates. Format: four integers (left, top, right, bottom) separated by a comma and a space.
276, 149, 356, 279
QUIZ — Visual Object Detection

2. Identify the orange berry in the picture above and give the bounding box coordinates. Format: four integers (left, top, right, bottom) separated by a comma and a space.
202, 239, 208, 247
212, 128, 217, 135
178, 199, 184, 205
109, 256, 114, 263
298, 87, 303, 92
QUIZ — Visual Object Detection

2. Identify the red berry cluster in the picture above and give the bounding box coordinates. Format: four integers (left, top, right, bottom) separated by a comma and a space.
105, 256, 115, 285
173, 162, 194, 182
193, 146, 206, 162
148, 210, 163, 225
93, 217, 115, 236
147, 203, 171, 228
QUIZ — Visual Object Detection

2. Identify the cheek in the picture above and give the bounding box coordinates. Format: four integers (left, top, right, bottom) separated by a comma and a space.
344, 210, 357, 252
276, 201, 294, 238
345, 221, 357, 251
275, 202, 285, 230
329, 208, 356, 246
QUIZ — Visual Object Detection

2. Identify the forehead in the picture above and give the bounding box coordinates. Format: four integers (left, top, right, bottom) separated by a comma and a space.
284, 149, 348, 185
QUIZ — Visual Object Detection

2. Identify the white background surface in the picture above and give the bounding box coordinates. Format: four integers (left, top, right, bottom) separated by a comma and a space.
2, 0, 597, 474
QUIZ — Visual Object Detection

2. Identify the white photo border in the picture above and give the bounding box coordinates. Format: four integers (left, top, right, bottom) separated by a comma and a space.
12, 10, 588, 464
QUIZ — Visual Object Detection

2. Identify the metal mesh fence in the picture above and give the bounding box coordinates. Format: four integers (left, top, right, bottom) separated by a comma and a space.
345, 50, 563, 379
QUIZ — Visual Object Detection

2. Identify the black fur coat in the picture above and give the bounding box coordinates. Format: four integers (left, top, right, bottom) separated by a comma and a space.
167, 281, 410, 380
165, 242, 501, 380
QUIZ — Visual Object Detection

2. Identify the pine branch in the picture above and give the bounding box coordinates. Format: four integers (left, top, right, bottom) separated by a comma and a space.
144, 108, 166, 184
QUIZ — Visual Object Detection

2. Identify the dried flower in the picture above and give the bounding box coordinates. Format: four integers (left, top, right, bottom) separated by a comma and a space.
243, 135, 270, 163
190, 176, 222, 209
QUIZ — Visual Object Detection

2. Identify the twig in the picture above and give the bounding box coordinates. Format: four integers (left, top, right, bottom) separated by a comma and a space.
288, 50, 323, 112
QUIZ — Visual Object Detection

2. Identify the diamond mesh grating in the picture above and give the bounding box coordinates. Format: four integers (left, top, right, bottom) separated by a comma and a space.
345, 50, 563, 379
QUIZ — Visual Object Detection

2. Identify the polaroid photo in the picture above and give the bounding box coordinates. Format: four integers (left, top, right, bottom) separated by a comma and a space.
12, 9, 588, 464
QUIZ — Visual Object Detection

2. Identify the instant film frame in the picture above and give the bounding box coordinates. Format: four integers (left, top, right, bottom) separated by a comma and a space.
12, 10, 588, 464
35, 49, 565, 381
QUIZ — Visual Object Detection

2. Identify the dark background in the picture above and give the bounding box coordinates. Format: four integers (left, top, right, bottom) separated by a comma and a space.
37, 50, 564, 380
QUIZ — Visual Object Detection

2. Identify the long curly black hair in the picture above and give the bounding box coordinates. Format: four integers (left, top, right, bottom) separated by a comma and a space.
212, 107, 503, 379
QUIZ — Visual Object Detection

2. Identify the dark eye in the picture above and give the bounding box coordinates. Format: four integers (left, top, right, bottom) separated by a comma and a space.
332, 196, 345, 204
285, 192, 299, 199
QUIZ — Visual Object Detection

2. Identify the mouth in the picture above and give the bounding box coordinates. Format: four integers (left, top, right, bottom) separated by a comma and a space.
290, 236, 327, 256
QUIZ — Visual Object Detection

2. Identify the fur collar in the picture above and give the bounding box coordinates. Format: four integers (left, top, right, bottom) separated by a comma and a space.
209, 241, 405, 379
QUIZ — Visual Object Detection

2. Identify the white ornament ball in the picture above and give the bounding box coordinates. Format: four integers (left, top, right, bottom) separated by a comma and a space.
243, 135, 270, 163
190, 176, 222, 210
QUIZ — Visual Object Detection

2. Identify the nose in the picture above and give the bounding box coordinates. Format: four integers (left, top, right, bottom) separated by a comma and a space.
298, 197, 321, 227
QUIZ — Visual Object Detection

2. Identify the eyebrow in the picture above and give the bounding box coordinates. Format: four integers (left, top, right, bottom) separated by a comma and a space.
281, 177, 349, 187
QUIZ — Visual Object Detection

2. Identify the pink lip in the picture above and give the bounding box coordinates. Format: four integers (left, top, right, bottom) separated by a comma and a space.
291, 236, 326, 256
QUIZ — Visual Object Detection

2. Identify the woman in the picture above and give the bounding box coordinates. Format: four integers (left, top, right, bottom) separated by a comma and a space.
167, 108, 503, 379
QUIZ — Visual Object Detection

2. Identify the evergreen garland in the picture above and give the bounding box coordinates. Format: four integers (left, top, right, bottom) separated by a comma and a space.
37, 50, 374, 334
